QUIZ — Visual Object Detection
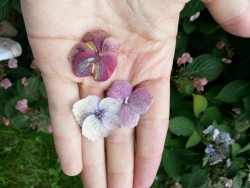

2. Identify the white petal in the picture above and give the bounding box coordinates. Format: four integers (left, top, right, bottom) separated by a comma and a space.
102, 113, 121, 130
72, 95, 100, 125
82, 114, 110, 141
99, 97, 122, 114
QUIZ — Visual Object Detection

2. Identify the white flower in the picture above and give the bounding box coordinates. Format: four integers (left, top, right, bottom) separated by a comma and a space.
190, 12, 200, 22
213, 128, 220, 141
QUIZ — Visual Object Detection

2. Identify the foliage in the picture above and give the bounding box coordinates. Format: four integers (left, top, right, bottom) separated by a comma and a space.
1, 0, 250, 187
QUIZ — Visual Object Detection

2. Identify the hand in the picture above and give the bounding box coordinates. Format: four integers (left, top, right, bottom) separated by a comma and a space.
21, 0, 250, 187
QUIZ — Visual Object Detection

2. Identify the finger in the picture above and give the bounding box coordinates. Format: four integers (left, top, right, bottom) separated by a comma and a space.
106, 126, 134, 188
203, 0, 250, 37
133, 79, 169, 188
42, 72, 82, 176
79, 80, 107, 188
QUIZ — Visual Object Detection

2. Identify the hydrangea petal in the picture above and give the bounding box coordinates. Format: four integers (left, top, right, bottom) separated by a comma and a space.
119, 105, 140, 128
72, 95, 100, 125
68, 43, 95, 62
93, 54, 117, 81
99, 97, 122, 114
73, 52, 98, 77
128, 88, 153, 114
82, 114, 109, 141
102, 113, 121, 130
83, 30, 108, 52
102, 37, 121, 53
107, 80, 132, 101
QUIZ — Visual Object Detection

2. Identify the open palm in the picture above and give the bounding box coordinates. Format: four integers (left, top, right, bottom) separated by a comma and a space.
21, 0, 188, 187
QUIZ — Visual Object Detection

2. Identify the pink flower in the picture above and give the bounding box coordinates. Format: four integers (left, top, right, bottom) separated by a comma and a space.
232, 107, 241, 115
21, 77, 29, 86
177, 53, 193, 66
30, 60, 37, 69
2, 117, 10, 126
193, 77, 208, 92
48, 124, 53, 133
216, 40, 226, 49
8, 58, 18, 68
221, 58, 232, 64
15, 99, 28, 113
0, 78, 12, 89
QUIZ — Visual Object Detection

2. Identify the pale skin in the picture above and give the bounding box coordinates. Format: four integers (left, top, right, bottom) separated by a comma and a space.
21, 0, 250, 187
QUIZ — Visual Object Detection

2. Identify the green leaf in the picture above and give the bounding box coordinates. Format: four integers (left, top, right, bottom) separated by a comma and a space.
193, 94, 208, 117
11, 0, 21, 13
232, 143, 241, 157
198, 21, 220, 35
162, 149, 181, 179
0, 0, 11, 22
169, 117, 194, 137
186, 130, 202, 148
243, 96, 250, 110
17, 77, 40, 102
187, 169, 207, 188
183, 18, 196, 34
238, 142, 250, 154
10, 114, 30, 128
4, 102, 15, 118
39, 82, 48, 99
233, 173, 244, 188
200, 107, 221, 125
216, 80, 250, 103
185, 54, 223, 82
180, 0, 205, 18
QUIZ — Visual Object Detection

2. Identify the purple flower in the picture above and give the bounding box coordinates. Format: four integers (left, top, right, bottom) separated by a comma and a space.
0, 78, 12, 89
225, 179, 233, 188
203, 125, 214, 134
107, 81, 153, 128
69, 30, 121, 81
21, 77, 29, 86
213, 128, 220, 141
72, 95, 122, 141
15, 99, 28, 113
205, 144, 216, 154
8, 58, 18, 68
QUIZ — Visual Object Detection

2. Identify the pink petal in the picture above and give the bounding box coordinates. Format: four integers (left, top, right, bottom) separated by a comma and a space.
8, 58, 18, 68
68, 43, 96, 62
107, 80, 132, 101
0, 78, 12, 89
2, 117, 10, 126
73, 52, 97, 77
30, 60, 37, 69
15, 99, 28, 113
119, 105, 140, 128
83, 30, 109, 52
102, 37, 121, 54
93, 54, 117, 81
128, 88, 153, 114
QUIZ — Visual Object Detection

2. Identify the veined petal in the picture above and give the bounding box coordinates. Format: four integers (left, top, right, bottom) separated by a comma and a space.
99, 97, 122, 114
82, 114, 109, 141
68, 43, 96, 62
102, 37, 121, 54
93, 54, 117, 81
102, 113, 121, 130
119, 105, 140, 128
128, 88, 153, 114
107, 80, 132, 101
83, 30, 109, 52
72, 95, 100, 125
73, 52, 97, 77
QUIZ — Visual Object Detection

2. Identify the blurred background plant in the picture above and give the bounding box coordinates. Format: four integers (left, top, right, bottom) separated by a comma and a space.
0, 0, 250, 187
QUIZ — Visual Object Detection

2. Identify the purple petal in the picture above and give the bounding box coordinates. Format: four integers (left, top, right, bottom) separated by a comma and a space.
119, 105, 140, 128
68, 43, 96, 62
128, 88, 153, 114
72, 95, 100, 125
102, 113, 121, 130
73, 52, 97, 77
107, 80, 132, 101
83, 30, 109, 52
82, 114, 109, 141
93, 54, 117, 81
102, 37, 121, 54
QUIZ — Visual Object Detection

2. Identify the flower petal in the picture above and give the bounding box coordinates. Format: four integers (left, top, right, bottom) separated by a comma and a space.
128, 88, 153, 114
102, 113, 121, 130
82, 114, 109, 141
93, 54, 117, 81
119, 105, 140, 128
73, 52, 98, 77
102, 37, 121, 53
72, 95, 100, 125
68, 43, 95, 62
99, 97, 122, 114
107, 80, 132, 101
83, 30, 109, 52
